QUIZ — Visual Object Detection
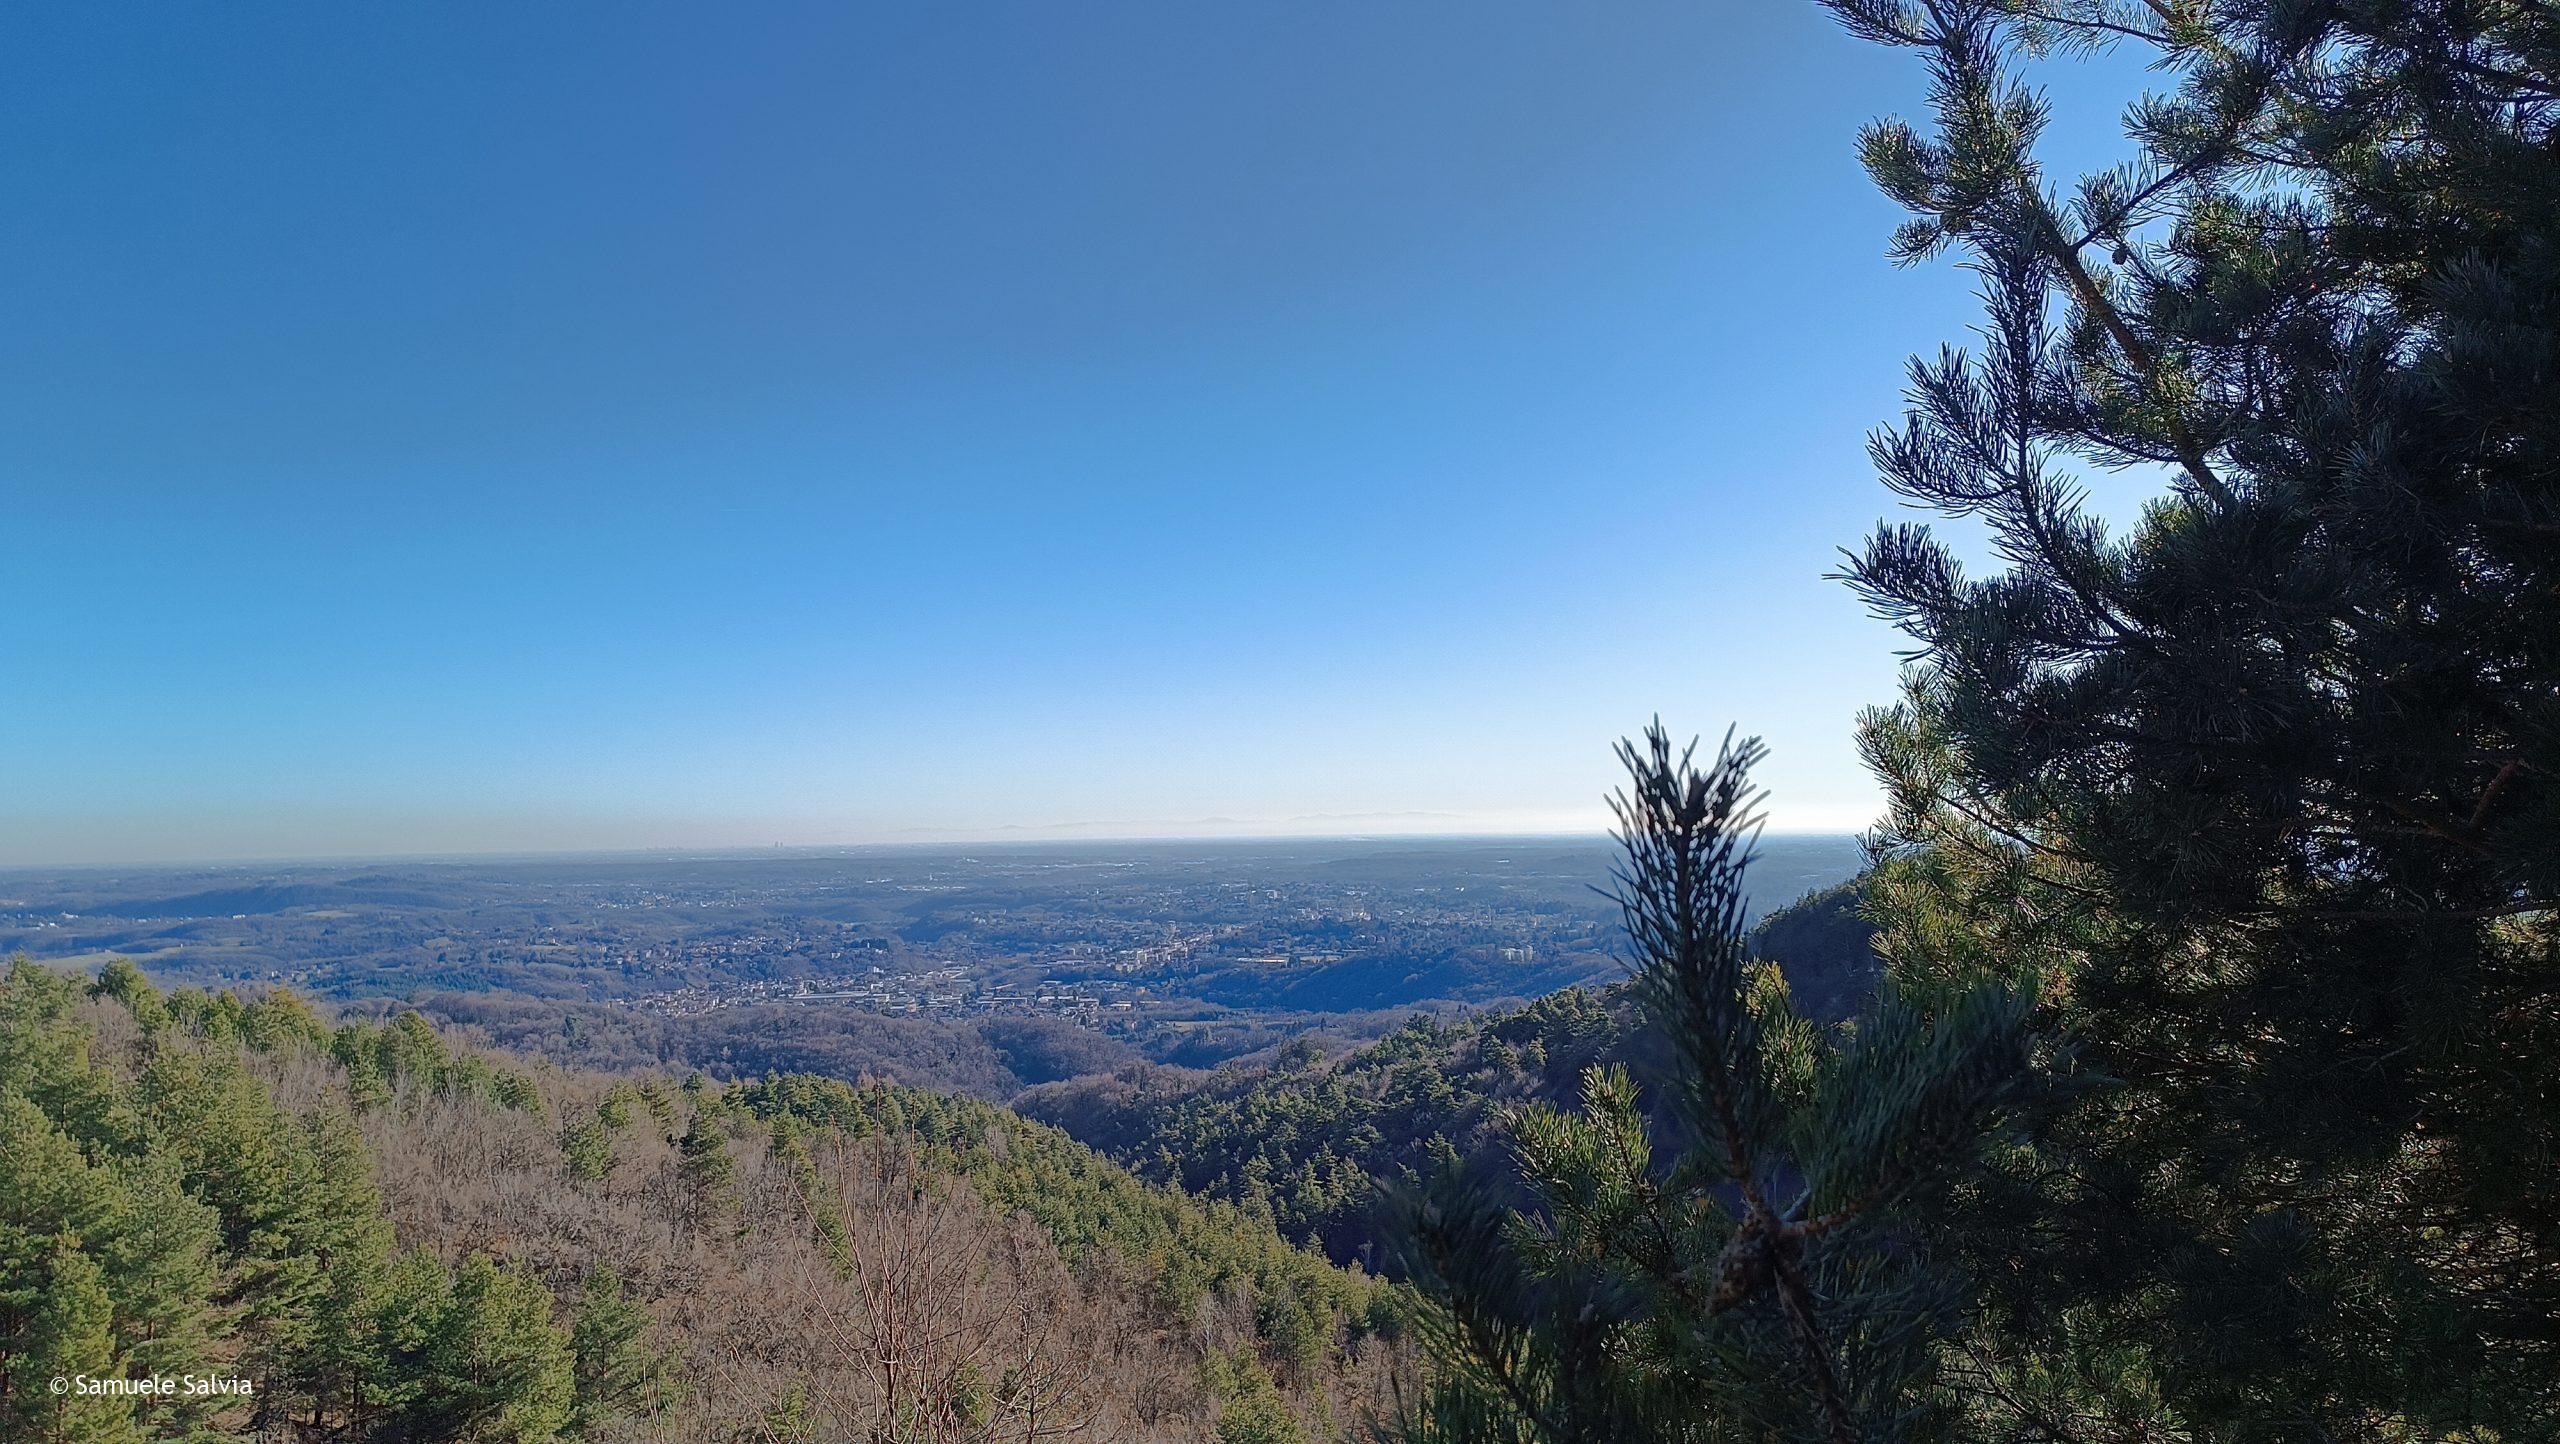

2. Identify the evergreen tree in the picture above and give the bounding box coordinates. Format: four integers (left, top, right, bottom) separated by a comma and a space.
287, 1107, 398, 1427
96, 1152, 229, 1432
11, 1241, 142, 1444
366, 1247, 457, 1424
488, 1070, 545, 1117
567, 1265, 665, 1437
443, 1053, 502, 1103
87, 959, 167, 1033
375, 1253, 574, 1444
0, 1096, 120, 1436
593, 1084, 637, 1132
433, 1255, 575, 1444
185, 990, 249, 1045
377, 1012, 453, 1093
1208, 1348, 1307, 1444
240, 987, 329, 1055
135, 1049, 314, 1334
1390, 730, 2036, 1443
342, 1048, 393, 1115
1816, 0, 2560, 1434
0, 961, 123, 1145
760, 1380, 817, 1444
3, 956, 1380, 1441
559, 1118, 614, 1184
0, 974, 232, 1439
632, 1079, 676, 1134
674, 1112, 737, 1230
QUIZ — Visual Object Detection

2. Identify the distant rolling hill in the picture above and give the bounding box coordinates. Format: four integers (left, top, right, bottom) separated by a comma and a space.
82, 878, 456, 918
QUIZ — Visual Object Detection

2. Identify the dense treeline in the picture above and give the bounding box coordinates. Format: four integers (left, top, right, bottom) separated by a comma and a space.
1021, 994, 1633, 1268
0, 958, 1397, 1442
1018, 886, 1877, 1265
414, 991, 1037, 1099
413, 991, 1364, 1102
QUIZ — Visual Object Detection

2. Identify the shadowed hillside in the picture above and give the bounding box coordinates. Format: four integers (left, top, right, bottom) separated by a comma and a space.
1017, 880, 1881, 1265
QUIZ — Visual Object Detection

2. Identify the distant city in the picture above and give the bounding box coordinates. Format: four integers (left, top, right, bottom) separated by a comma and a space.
0, 836, 1864, 1090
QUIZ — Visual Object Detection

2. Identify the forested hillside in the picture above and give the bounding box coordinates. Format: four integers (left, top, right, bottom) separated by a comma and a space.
0, 958, 1397, 1443
1018, 884, 1877, 1264
400, 990, 1388, 1103
10, 2, 2552, 1441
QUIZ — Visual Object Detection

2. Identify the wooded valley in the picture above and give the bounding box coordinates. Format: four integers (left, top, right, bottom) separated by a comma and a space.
0, 958, 1401, 1443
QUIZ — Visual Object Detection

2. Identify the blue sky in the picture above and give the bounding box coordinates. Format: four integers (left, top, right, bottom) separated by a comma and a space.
2, 2, 2148, 864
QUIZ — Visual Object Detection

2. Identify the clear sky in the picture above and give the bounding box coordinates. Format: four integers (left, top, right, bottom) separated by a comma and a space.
1, 2, 2144, 865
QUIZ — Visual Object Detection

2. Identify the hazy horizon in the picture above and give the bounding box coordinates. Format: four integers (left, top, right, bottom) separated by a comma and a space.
0, 815, 1869, 874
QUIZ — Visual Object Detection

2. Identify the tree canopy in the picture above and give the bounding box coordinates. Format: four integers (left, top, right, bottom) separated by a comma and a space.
1393, 1, 2557, 1438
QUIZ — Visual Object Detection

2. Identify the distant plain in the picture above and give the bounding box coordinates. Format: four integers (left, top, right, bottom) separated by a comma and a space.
0, 835, 1863, 1094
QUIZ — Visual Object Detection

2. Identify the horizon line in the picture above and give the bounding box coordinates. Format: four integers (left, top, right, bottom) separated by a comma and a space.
0, 825, 1871, 875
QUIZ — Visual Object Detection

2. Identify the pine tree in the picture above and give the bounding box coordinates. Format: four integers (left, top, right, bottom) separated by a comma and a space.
594, 1084, 637, 1132
435, 1255, 576, 1444
374, 1253, 575, 1444
1207, 1348, 1307, 1444
239, 986, 329, 1055
489, 1069, 546, 1116
365, 1247, 457, 1425
287, 1106, 397, 1427
1, 960, 123, 1145
675, 1112, 738, 1231
96, 1152, 230, 1434
86, 959, 167, 1033
0, 970, 232, 1438
559, 1118, 615, 1184
198, 990, 249, 1044
567, 1265, 666, 1437
1390, 729, 2037, 1443
633, 1079, 677, 1133
135, 1049, 313, 1332
0, 1095, 122, 1435
377, 1011, 453, 1093
11, 1241, 142, 1444
760, 1380, 817, 1443
1817, 0, 2560, 1434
